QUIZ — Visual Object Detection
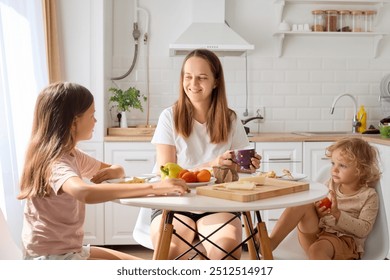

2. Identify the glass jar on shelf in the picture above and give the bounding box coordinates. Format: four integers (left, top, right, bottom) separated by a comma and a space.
364, 10, 377, 32
312, 10, 324, 32
351, 10, 364, 32
338, 10, 351, 32
324, 10, 338, 32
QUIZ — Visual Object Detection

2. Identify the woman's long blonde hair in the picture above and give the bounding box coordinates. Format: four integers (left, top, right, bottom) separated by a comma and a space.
18, 82, 94, 199
326, 137, 381, 188
173, 49, 236, 144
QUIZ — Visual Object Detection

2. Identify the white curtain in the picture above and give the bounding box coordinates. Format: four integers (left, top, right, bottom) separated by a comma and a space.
0, 0, 48, 244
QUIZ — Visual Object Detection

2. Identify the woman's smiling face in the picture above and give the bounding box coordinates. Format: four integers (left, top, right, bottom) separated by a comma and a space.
182, 56, 216, 104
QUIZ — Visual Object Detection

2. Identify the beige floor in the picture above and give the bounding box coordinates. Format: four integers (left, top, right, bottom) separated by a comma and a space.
110, 245, 254, 260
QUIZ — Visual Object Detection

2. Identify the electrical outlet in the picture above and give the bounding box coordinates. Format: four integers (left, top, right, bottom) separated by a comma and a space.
256, 107, 265, 122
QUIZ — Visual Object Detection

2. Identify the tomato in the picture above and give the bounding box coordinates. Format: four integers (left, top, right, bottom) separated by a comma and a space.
181, 171, 197, 183
319, 197, 332, 209
196, 169, 211, 182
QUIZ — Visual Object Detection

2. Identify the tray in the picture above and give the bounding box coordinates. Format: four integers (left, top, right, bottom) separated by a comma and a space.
196, 178, 309, 202
107, 127, 155, 136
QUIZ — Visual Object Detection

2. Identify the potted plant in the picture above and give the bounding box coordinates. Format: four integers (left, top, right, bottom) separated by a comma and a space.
108, 86, 147, 128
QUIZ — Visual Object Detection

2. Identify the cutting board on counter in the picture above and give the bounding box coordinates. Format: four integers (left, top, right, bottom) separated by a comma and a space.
196, 178, 309, 202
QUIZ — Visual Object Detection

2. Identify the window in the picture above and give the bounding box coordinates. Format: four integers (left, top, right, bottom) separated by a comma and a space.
0, 0, 48, 240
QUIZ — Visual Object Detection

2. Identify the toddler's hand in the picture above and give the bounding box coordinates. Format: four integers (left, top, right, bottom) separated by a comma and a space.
328, 190, 341, 221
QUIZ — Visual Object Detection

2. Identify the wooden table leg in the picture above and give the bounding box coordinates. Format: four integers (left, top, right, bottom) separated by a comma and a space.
152, 210, 174, 260
242, 211, 260, 260
256, 215, 273, 260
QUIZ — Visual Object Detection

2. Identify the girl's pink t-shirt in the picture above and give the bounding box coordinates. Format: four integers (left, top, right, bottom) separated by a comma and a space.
22, 148, 100, 257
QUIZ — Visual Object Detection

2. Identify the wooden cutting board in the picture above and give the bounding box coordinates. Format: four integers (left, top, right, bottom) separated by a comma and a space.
196, 178, 309, 202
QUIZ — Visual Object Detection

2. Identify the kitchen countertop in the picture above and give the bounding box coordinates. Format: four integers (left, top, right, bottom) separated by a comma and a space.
104, 133, 390, 146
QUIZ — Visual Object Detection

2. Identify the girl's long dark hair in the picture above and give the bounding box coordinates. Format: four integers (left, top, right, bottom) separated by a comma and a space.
18, 82, 94, 199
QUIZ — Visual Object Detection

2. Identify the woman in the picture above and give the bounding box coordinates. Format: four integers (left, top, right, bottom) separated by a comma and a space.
150, 49, 261, 260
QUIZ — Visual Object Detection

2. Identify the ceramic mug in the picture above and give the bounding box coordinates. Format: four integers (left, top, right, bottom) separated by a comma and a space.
234, 148, 255, 169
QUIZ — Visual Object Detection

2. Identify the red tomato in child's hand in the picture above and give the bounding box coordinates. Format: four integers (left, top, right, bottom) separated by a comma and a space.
319, 197, 332, 209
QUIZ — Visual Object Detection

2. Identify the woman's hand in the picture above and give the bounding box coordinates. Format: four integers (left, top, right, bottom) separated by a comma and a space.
210, 150, 237, 167
210, 150, 261, 174
152, 178, 189, 196
250, 152, 261, 171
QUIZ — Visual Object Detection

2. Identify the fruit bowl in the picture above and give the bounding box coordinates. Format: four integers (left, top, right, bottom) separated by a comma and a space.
187, 177, 217, 188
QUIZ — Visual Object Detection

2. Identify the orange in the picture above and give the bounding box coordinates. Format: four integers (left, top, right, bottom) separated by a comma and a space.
181, 171, 197, 183
196, 169, 211, 182
178, 169, 189, 178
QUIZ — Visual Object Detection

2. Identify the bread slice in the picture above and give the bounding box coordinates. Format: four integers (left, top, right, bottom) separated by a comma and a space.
224, 181, 256, 190
239, 176, 265, 185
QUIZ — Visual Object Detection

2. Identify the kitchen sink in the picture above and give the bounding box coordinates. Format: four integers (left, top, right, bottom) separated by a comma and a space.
293, 131, 356, 136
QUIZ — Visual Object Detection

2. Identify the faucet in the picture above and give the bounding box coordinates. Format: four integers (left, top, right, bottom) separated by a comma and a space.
330, 93, 361, 133
241, 111, 264, 135
241, 115, 264, 125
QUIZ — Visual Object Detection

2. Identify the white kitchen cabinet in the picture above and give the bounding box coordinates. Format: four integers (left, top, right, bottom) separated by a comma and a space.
254, 142, 303, 174
371, 143, 390, 259
254, 142, 303, 231
104, 142, 156, 176
303, 141, 333, 181
103, 142, 156, 245
77, 142, 105, 245
273, 0, 389, 57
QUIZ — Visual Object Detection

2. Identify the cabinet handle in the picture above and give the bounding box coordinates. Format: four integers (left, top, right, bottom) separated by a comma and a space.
124, 159, 148, 162
267, 157, 292, 161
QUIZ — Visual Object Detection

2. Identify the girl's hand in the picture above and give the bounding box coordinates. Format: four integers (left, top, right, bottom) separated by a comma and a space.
91, 164, 125, 184
152, 178, 189, 196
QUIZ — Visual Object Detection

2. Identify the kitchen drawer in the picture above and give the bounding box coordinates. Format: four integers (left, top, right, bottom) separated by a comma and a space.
255, 142, 303, 174
104, 142, 156, 176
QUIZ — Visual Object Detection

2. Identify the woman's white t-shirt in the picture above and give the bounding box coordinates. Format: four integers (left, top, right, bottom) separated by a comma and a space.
151, 107, 250, 171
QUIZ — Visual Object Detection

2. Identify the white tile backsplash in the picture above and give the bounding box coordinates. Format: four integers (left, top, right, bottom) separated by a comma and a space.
108, 0, 390, 132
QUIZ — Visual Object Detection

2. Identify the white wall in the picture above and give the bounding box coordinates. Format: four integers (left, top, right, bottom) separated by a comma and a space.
57, 0, 390, 135
109, 0, 390, 133
57, 0, 105, 141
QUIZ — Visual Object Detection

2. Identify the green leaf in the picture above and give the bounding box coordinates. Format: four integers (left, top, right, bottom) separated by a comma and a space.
108, 86, 147, 112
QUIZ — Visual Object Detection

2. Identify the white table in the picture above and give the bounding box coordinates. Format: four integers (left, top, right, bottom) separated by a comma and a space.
118, 181, 327, 260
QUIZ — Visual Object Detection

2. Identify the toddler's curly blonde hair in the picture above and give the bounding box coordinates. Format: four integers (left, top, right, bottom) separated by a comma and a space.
325, 137, 381, 188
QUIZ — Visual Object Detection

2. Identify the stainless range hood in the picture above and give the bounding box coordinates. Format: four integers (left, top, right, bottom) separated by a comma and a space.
169, 0, 254, 57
